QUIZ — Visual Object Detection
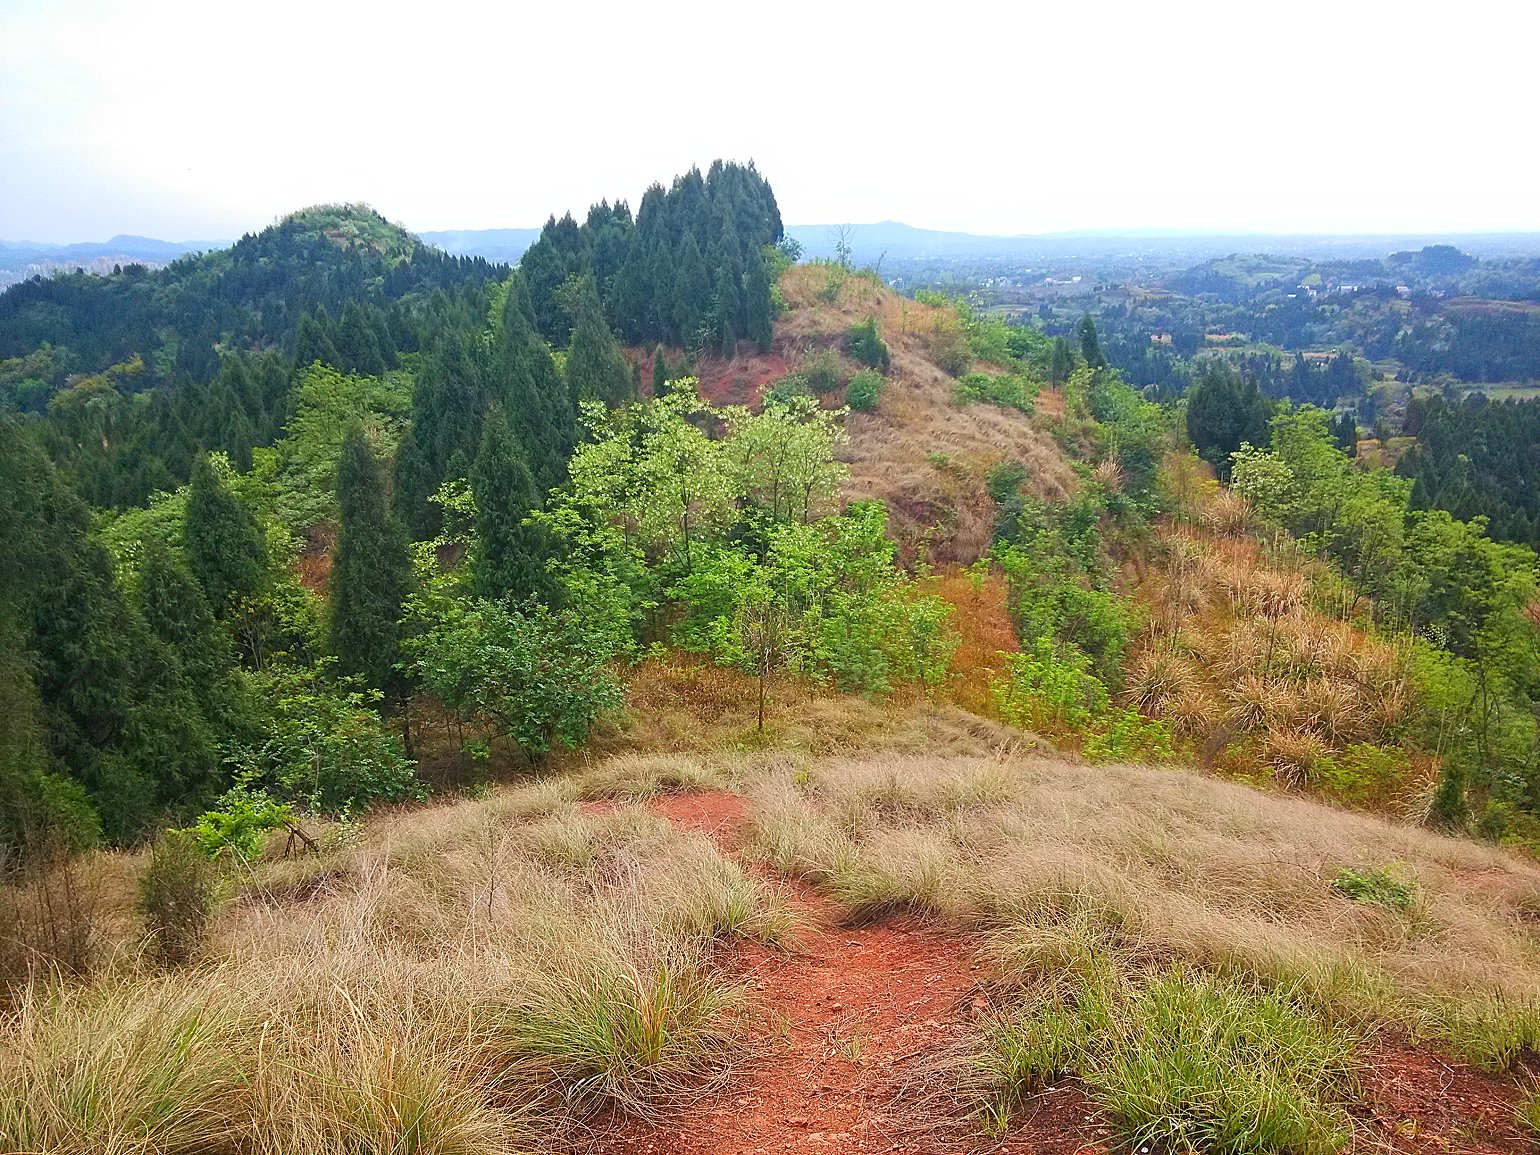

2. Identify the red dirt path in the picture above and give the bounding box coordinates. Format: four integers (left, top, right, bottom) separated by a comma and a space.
581, 791, 1531, 1155
580, 791, 1110, 1155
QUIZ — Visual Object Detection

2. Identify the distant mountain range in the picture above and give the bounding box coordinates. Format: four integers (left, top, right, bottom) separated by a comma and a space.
7, 222, 1540, 290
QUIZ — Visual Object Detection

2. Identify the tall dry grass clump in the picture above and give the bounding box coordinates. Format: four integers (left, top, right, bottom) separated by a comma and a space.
746, 753, 1540, 1072
1128, 494, 1422, 810
0, 786, 793, 1154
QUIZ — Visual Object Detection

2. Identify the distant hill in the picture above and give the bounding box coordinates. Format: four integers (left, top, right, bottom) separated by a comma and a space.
0, 235, 227, 289
0, 204, 505, 385
419, 227, 542, 263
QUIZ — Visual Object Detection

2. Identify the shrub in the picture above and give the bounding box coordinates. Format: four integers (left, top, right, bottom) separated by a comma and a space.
1084, 708, 1174, 764
845, 368, 884, 411
955, 372, 1037, 413
1330, 866, 1416, 912
763, 371, 811, 406
138, 829, 220, 968
185, 784, 293, 861
800, 347, 844, 394
847, 318, 891, 373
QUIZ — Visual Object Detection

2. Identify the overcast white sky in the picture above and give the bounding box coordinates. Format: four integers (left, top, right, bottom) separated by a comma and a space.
3, 0, 1537, 242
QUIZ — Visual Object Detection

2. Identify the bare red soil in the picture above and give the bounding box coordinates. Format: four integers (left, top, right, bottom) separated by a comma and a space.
1354, 1041, 1533, 1153
581, 791, 1531, 1155
582, 791, 1109, 1154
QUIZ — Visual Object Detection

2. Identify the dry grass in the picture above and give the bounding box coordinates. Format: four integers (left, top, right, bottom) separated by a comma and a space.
1125, 465, 1425, 809
771, 265, 1077, 564
746, 752, 1540, 1071
0, 789, 794, 1153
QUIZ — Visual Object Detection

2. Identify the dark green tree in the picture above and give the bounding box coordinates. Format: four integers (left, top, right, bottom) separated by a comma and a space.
470, 406, 553, 603
1185, 361, 1274, 480
1078, 315, 1106, 370
745, 249, 775, 352
1050, 336, 1075, 384
331, 427, 412, 699
184, 453, 267, 616
671, 233, 712, 348
564, 276, 634, 407
652, 346, 668, 397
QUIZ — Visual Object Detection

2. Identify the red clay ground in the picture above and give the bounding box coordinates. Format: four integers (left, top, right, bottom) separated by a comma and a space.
580, 791, 1109, 1155
580, 791, 1532, 1155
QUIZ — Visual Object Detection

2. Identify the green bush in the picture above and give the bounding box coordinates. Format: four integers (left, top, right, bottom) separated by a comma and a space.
763, 371, 812, 406
955, 372, 1037, 413
800, 347, 844, 394
137, 829, 220, 967
1330, 866, 1416, 912
185, 784, 293, 861
847, 318, 891, 373
845, 368, 885, 411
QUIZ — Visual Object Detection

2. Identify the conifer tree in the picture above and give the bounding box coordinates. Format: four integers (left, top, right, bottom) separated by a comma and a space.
565, 276, 634, 406
293, 311, 341, 370
714, 264, 742, 358
1078, 315, 1106, 370
136, 538, 239, 728
671, 233, 712, 348
489, 275, 576, 492
744, 250, 775, 352
184, 453, 267, 616
652, 346, 668, 396
1049, 336, 1075, 384
470, 406, 552, 603
331, 427, 412, 698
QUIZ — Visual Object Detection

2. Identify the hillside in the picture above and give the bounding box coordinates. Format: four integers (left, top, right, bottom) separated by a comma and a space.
6, 714, 1540, 1153
6, 161, 1540, 1155
692, 264, 1076, 562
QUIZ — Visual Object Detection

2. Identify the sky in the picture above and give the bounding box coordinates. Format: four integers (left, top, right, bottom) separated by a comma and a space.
3, 0, 1538, 243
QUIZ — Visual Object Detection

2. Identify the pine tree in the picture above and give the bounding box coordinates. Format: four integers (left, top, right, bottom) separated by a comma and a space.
564, 276, 634, 407
184, 453, 267, 616
1078, 315, 1106, 370
652, 346, 668, 396
470, 406, 553, 603
136, 539, 239, 727
744, 249, 775, 353
331, 427, 412, 698
489, 275, 576, 493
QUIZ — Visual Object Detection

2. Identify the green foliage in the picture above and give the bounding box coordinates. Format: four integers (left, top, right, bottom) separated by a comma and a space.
237, 663, 421, 815
185, 783, 292, 861
1186, 359, 1274, 479
251, 363, 411, 535
184, 452, 268, 616
137, 829, 220, 968
1330, 866, 1416, 912
847, 317, 891, 373
995, 638, 1108, 733
407, 598, 622, 762
330, 427, 411, 697
955, 371, 1037, 413
1083, 707, 1175, 764
845, 368, 884, 411
470, 405, 555, 603
987, 970, 1358, 1155
800, 346, 845, 394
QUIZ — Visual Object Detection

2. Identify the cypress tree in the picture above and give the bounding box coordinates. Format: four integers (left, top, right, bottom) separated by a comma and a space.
714, 264, 742, 359
565, 276, 634, 407
744, 250, 775, 353
652, 346, 668, 396
184, 453, 267, 616
489, 274, 576, 493
293, 311, 342, 370
671, 234, 712, 348
1049, 336, 1075, 384
1078, 315, 1106, 370
331, 427, 412, 698
470, 406, 553, 604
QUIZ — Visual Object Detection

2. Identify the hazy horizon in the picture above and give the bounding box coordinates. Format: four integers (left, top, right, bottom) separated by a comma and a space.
5, 0, 1538, 242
